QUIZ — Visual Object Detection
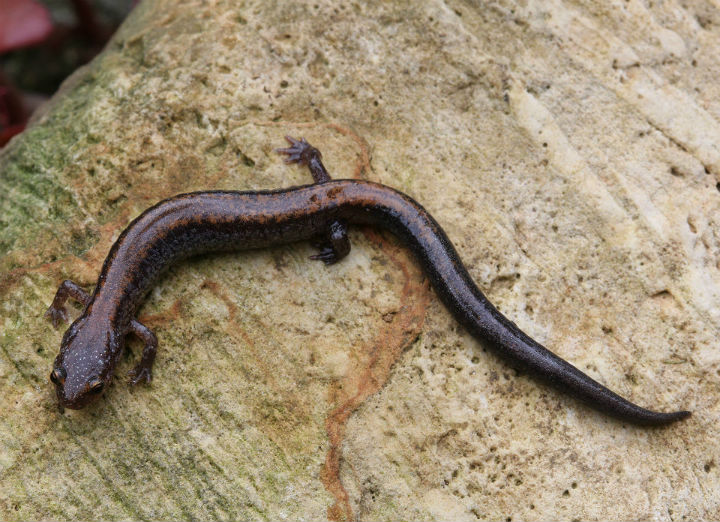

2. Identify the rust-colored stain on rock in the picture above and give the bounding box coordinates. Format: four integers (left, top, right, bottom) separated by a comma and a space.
322, 229, 431, 521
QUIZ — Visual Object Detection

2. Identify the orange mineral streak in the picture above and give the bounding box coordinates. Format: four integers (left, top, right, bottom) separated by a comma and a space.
1, 204, 133, 298
321, 229, 431, 522
137, 298, 185, 329
253, 122, 390, 520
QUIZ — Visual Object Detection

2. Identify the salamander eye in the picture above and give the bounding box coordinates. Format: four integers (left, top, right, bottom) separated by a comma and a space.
87, 380, 104, 394
50, 368, 66, 385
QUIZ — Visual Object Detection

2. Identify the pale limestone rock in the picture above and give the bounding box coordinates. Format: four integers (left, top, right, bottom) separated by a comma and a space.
1, 0, 718, 520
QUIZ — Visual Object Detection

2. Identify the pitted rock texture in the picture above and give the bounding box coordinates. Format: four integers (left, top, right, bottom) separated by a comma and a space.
1, 0, 718, 520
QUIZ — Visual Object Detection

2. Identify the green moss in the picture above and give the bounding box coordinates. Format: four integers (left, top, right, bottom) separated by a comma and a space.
0, 90, 98, 258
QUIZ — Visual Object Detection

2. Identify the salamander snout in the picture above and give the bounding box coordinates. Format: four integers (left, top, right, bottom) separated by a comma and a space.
51, 318, 119, 410
51, 363, 105, 410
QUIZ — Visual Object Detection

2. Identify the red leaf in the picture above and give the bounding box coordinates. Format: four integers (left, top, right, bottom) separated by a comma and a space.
0, 123, 25, 146
0, 0, 53, 53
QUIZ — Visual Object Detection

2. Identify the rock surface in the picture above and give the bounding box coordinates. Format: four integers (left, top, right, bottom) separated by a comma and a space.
1, 0, 719, 520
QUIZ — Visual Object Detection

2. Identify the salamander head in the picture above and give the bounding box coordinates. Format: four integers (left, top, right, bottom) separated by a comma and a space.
50, 317, 122, 410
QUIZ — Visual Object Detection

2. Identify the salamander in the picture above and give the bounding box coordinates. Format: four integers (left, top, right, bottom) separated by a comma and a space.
46, 136, 690, 424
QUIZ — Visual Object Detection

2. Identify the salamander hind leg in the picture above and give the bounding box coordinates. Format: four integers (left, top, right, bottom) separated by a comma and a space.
127, 319, 158, 385
276, 135, 351, 264
45, 280, 90, 328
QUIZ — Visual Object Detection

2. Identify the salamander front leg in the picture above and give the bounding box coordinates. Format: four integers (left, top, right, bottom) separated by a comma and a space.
276, 135, 352, 264
127, 319, 157, 385
45, 280, 90, 327
310, 221, 351, 264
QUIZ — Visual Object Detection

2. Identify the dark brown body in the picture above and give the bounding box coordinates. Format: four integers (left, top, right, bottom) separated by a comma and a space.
47, 138, 690, 424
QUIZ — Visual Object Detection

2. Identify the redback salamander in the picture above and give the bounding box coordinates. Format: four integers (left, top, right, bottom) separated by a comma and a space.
46, 136, 690, 424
